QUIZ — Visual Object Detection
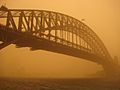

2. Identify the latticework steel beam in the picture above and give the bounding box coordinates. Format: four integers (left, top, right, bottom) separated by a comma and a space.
1, 7, 117, 76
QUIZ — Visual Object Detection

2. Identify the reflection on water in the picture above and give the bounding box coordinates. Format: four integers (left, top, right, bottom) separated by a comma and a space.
0, 78, 120, 90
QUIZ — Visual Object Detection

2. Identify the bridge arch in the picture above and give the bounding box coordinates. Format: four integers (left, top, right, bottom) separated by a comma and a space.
0, 7, 117, 75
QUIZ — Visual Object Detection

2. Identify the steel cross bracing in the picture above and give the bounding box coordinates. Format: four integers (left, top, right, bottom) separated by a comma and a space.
0, 8, 113, 65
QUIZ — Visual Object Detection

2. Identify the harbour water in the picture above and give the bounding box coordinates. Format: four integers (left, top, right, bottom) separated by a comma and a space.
0, 78, 120, 90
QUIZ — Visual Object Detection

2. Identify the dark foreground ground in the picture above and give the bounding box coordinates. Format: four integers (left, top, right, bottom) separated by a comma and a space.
0, 78, 120, 90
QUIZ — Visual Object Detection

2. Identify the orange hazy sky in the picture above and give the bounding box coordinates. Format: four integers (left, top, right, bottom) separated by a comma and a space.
0, 0, 120, 78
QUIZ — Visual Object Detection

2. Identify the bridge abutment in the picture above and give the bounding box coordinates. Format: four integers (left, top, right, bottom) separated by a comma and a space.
102, 59, 119, 77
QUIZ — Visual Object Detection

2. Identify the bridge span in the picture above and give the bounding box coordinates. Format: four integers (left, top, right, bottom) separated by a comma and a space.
0, 6, 118, 76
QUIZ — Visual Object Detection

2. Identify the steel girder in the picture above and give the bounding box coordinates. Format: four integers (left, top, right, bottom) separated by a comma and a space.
0, 9, 113, 63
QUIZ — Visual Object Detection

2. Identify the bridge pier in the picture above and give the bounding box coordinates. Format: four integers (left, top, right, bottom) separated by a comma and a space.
102, 59, 119, 77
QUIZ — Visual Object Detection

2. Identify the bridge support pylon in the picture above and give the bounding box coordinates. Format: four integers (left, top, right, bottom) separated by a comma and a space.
102, 59, 119, 78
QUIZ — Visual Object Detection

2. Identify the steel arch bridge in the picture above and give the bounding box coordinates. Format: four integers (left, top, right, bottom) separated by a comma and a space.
0, 6, 117, 75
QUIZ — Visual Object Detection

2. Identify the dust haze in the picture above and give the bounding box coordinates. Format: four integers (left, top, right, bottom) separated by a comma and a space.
0, 0, 120, 78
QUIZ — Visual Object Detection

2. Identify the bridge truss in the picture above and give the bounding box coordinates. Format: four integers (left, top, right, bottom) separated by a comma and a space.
0, 7, 118, 75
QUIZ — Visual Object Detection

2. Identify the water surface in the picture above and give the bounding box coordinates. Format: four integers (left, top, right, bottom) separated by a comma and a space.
0, 78, 120, 90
